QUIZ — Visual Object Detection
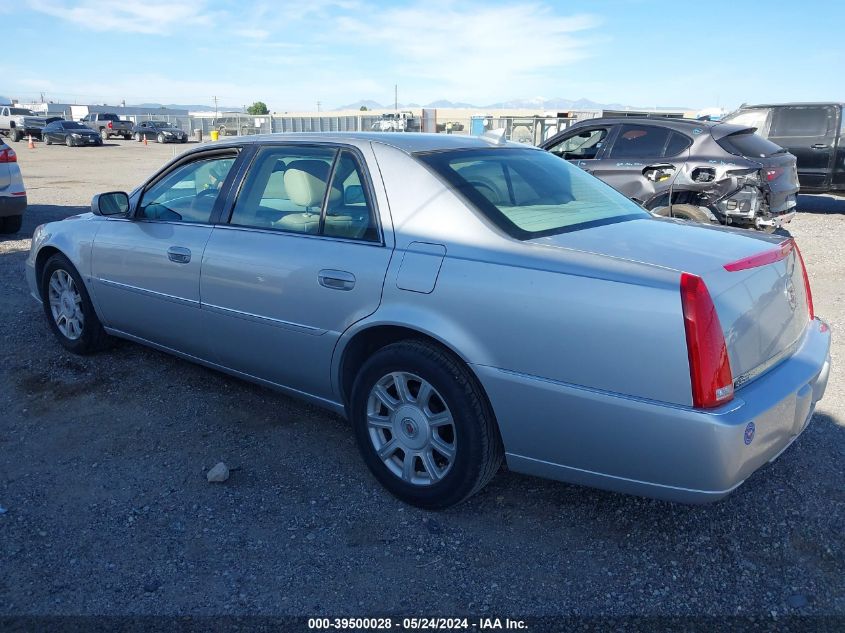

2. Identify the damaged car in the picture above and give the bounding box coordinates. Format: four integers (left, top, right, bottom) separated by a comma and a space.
541, 117, 799, 232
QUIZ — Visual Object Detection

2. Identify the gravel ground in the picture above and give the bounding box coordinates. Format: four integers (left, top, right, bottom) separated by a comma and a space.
0, 140, 843, 619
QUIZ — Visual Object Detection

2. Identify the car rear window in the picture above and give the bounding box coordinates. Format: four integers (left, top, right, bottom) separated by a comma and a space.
101, 114, 119, 121
417, 148, 648, 239
717, 131, 785, 158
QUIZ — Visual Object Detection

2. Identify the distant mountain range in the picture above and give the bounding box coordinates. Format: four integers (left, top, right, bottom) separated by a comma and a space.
337, 97, 691, 111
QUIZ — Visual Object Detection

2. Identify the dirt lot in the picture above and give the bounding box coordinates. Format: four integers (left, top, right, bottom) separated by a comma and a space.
1, 139, 843, 619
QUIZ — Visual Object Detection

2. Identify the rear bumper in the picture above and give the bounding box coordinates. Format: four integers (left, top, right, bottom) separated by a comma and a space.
0, 194, 27, 217
473, 319, 831, 503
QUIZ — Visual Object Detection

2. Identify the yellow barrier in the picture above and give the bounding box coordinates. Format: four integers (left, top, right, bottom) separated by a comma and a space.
210, 130, 219, 141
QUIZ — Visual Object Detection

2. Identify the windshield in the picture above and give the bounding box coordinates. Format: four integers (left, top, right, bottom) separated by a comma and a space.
62, 122, 85, 129
10, 108, 35, 116
418, 148, 649, 239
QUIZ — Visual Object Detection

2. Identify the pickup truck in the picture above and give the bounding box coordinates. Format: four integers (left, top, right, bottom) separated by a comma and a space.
723, 102, 845, 197
79, 112, 133, 140
0, 106, 56, 142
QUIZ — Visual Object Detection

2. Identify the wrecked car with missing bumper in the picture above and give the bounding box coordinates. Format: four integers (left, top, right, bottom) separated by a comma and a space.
542, 117, 799, 232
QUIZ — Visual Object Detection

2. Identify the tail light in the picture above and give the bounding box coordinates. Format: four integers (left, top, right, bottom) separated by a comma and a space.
0, 147, 17, 163
680, 273, 734, 408
793, 242, 814, 321
764, 167, 784, 181
724, 239, 793, 272
107, 121, 113, 129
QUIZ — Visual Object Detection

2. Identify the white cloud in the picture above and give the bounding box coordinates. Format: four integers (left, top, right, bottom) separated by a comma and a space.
332, 1, 601, 104
26, 0, 216, 34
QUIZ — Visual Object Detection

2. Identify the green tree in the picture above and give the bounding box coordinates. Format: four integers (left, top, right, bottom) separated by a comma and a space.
247, 101, 269, 115
359, 105, 369, 111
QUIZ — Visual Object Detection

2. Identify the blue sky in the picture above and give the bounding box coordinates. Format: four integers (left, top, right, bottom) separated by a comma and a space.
2, 0, 842, 111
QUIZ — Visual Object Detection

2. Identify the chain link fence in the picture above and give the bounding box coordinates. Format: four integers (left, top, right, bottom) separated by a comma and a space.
109, 112, 579, 145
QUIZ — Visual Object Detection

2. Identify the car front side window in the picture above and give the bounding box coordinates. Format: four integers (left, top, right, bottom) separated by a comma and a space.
547, 128, 609, 160
138, 155, 236, 223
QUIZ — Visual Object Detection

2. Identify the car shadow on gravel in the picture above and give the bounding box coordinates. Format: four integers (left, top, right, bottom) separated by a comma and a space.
0, 205, 88, 243
797, 194, 845, 214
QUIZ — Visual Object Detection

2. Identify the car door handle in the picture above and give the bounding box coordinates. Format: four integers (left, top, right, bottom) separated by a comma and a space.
318, 269, 356, 291
167, 246, 191, 264
811, 143, 830, 149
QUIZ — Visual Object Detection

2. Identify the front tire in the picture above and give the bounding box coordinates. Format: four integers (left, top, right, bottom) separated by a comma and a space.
41, 254, 109, 354
44, 135, 52, 145
65, 136, 74, 147
157, 133, 165, 144
350, 340, 503, 509
100, 128, 108, 141
652, 203, 712, 223
10, 128, 21, 142
0, 214, 23, 234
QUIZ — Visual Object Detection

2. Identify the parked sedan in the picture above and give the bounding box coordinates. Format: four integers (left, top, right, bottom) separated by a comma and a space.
132, 120, 188, 144
26, 132, 831, 508
542, 117, 799, 232
42, 121, 103, 147
0, 138, 27, 233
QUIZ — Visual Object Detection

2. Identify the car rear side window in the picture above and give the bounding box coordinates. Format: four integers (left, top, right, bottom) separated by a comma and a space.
717, 132, 785, 158
418, 148, 648, 239
230, 146, 379, 241
770, 106, 836, 137
608, 124, 672, 159
664, 132, 692, 156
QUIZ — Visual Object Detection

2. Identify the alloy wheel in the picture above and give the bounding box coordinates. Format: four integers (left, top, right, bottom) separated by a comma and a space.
366, 372, 457, 486
47, 269, 84, 340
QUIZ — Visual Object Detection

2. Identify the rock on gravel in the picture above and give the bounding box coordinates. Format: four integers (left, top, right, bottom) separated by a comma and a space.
206, 462, 230, 483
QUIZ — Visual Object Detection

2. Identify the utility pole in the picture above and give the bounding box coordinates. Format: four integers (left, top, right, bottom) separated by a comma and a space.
394, 84, 398, 111
212, 95, 219, 118
317, 101, 321, 112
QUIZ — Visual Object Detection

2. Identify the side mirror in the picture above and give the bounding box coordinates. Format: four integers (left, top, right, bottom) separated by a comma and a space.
92, 191, 130, 216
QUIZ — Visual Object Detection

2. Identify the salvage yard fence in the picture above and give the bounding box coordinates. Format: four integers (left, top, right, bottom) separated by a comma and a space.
80, 113, 579, 146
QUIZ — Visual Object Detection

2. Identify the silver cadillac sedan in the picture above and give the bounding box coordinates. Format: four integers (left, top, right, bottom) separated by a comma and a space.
26, 132, 831, 509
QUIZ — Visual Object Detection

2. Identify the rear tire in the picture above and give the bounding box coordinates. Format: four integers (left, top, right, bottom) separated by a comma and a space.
100, 128, 108, 141
652, 203, 712, 223
133, 132, 141, 142
350, 340, 503, 509
0, 215, 23, 234
44, 135, 52, 145
40, 253, 109, 354
123, 134, 131, 140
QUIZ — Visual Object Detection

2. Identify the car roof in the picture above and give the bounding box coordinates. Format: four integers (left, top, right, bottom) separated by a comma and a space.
736, 102, 845, 108
209, 132, 538, 155
567, 117, 754, 140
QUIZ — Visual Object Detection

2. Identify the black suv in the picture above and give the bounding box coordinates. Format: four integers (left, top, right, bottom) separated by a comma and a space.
723, 103, 844, 196
541, 117, 800, 232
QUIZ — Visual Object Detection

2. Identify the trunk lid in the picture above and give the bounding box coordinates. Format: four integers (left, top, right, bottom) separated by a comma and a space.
532, 217, 811, 386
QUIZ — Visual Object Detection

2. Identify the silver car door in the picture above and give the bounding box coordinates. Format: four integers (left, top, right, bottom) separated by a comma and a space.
90, 149, 240, 357
200, 143, 392, 401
